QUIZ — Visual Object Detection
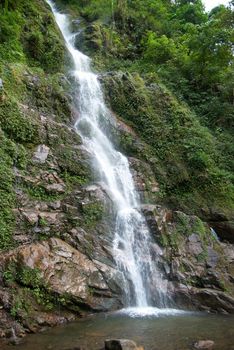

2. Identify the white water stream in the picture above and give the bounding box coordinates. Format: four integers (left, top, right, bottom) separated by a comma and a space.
46, 0, 168, 310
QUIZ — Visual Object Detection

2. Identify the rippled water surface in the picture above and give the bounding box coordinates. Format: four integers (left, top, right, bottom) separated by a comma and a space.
2, 310, 234, 350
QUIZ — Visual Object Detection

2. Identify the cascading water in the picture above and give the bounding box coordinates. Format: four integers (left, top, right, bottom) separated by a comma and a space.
46, 0, 168, 310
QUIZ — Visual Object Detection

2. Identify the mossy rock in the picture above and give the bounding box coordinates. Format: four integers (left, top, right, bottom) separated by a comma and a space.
0, 100, 39, 144
54, 144, 90, 180
0, 129, 28, 250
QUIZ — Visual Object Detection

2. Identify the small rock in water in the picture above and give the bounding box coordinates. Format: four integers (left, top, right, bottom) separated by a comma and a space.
194, 340, 214, 349
105, 339, 141, 350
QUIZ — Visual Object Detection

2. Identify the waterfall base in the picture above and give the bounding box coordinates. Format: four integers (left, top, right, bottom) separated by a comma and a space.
116, 307, 188, 317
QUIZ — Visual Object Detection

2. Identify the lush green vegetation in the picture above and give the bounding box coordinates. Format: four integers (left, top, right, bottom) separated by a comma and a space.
103, 72, 234, 213
58, 0, 234, 215
0, 0, 65, 71
0, 0, 68, 250
80, 201, 104, 228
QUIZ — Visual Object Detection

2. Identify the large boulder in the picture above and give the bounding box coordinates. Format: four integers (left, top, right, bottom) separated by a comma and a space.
6, 238, 121, 311
174, 285, 234, 313
139, 206, 234, 312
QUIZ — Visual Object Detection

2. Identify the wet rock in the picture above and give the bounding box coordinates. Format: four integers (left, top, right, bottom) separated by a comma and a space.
34, 312, 75, 327
83, 184, 109, 205
71, 18, 84, 32
105, 339, 139, 350
63, 204, 79, 215
74, 23, 102, 53
174, 286, 234, 313
194, 340, 214, 349
67, 227, 93, 253
201, 270, 225, 290
141, 204, 169, 238
33, 145, 50, 163
129, 158, 160, 202
0, 307, 25, 339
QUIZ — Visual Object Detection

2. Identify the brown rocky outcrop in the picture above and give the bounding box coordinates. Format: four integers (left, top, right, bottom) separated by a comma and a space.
140, 204, 234, 312
6, 238, 119, 311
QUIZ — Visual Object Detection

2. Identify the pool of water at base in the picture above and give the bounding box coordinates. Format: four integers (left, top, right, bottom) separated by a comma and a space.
1, 308, 234, 350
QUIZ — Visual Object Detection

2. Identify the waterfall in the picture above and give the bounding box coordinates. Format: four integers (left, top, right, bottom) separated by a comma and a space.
46, 0, 168, 309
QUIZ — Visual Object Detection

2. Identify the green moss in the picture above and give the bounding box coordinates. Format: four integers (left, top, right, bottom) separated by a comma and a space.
25, 184, 63, 201
56, 0, 112, 21
0, 0, 66, 72
54, 145, 91, 180
62, 171, 89, 188
10, 292, 30, 318
169, 231, 181, 249
3, 263, 41, 288
18, 266, 42, 288
3, 263, 63, 313
0, 10, 25, 63
81, 202, 104, 228
3, 261, 17, 284
0, 100, 39, 143
158, 233, 169, 248
173, 212, 209, 246
0, 131, 18, 250
38, 217, 48, 227
190, 217, 207, 239
196, 250, 208, 263
26, 71, 72, 123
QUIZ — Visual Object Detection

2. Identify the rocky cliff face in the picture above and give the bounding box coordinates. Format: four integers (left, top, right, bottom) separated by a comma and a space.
0, 0, 234, 343
0, 85, 124, 337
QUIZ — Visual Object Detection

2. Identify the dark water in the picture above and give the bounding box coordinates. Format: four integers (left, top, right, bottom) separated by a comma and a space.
2, 309, 234, 350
